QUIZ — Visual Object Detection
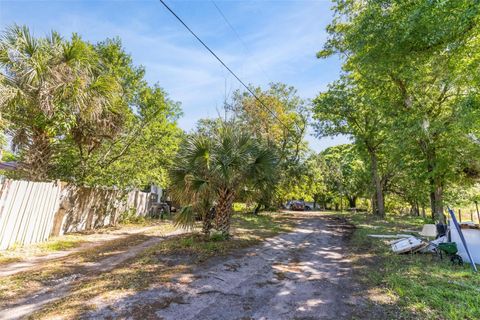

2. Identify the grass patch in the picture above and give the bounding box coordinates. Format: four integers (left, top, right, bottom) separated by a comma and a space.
0, 234, 86, 268
0, 256, 22, 265
342, 212, 480, 320
38, 238, 83, 251
0, 233, 151, 303
118, 214, 175, 227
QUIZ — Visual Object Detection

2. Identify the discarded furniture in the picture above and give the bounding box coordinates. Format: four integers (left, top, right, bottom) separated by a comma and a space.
391, 237, 425, 254
421, 235, 446, 253
419, 224, 437, 238
368, 234, 413, 239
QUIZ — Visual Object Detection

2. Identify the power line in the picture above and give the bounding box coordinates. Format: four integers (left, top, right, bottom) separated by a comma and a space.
158, 0, 294, 133
211, 1, 249, 54
210, 0, 272, 81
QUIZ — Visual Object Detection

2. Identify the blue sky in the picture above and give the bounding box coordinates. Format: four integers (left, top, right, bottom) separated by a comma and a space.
0, 0, 350, 151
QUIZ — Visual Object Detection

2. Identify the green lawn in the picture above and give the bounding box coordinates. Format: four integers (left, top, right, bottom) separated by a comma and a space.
342, 212, 480, 320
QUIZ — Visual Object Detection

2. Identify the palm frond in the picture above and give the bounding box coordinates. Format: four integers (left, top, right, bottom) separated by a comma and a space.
174, 205, 196, 230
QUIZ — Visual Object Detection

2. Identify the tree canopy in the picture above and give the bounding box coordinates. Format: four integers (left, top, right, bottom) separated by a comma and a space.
0, 25, 182, 188
2, 6, 480, 225
313, 0, 480, 222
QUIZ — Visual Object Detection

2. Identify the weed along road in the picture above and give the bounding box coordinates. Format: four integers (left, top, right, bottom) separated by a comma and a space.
81, 213, 378, 319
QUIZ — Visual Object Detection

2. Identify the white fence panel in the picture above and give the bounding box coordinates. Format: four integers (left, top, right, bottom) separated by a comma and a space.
0, 180, 156, 250
126, 190, 151, 217
0, 180, 61, 250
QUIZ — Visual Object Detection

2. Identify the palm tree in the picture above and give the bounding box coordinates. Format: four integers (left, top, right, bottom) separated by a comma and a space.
0, 25, 121, 181
170, 123, 277, 237
169, 134, 216, 234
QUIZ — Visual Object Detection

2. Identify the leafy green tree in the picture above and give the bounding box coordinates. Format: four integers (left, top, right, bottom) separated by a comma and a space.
229, 83, 310, 207
305, 154, 333, 210
286, 153, 327, 209
169, 122, 277, 236
54, 37, 146, 184
317, 0, 480, 222
80, 85, 183, 188
320, 144, 367, 209
313, 77, 390, 216
0, 26, 183, 188
0, 25, 125, 181
230, 83, 308, 162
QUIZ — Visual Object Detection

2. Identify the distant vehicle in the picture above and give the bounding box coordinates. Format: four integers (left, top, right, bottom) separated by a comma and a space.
289, 200, 305, 211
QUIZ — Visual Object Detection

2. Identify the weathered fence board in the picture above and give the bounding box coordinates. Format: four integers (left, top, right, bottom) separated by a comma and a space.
0, 179, 152, 250
126, 190, 151, 217
0, 181, 62, 250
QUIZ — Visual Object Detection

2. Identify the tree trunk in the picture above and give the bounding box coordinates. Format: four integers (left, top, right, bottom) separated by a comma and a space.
425, 146, 445, 223
253, 203, 262, 215
215, 188, 235, 236
21, 129, 52, 181
429, 190, 435, 220
428, 176, 445, 223
410, 202, 419, 216
475, 201, 480, 224
371, 196, 376, 215
347, 196, 357, 209
370, 152, 385, 217
202, 207, 215, 235
434, 182, 445, 223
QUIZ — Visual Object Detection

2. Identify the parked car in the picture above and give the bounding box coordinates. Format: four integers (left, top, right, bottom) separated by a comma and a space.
290, 200, 305, 211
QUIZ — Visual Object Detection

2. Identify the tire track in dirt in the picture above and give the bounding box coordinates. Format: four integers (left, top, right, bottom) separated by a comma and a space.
82, 214, 376, 319
0, 225, 159, 278
0, 229, 187, 320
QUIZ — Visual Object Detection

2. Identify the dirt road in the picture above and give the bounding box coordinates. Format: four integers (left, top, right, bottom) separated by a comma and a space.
0, 225, 161, 278
83, 213, 379, 319
0, 228, 187, 320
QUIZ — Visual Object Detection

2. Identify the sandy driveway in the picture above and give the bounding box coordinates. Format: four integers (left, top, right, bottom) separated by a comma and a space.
0, 228, 187, 320
82, 213, 377, 319
0, 225, 161, 278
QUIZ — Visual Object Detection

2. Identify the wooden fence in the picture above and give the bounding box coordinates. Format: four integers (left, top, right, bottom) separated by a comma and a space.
126, 190, 151, 217
0, 179, 152, 250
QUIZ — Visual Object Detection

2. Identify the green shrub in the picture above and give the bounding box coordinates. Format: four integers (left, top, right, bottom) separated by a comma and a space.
118, 209, 145, 224
209, 230, 228, 241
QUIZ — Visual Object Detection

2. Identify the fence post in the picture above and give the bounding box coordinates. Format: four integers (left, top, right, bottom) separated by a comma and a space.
475, 201, 480, 224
